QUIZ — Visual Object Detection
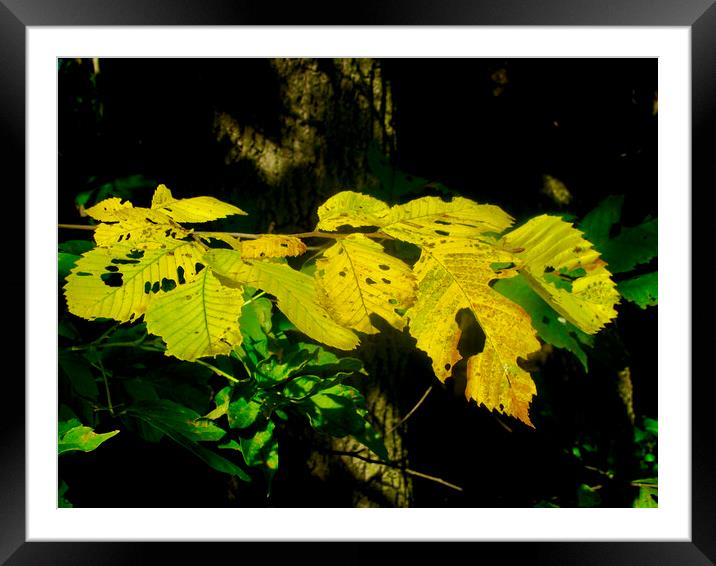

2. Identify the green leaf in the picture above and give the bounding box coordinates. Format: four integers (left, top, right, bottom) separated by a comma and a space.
240, 420, 279, 483
58, 480, 73, 508
59, 240, 95, 256
59, 252, 82, 281
59, 352, 100, 400
601, 220, 657, 274
282, 375, 323, 400
493, 274, 593, 371
127, 400, 250, 480
579, 195, 624, 250
618, 272, 658, 308
633, 485, 658, 508
127, 399, 226, 442
578, 195, 657, 274
205, 386, 232, 420
152, 423, 250, 480
227, 395, 263, 429
577, 484, 602, 507
58, 422, 119, 455
298, 384, 388, 460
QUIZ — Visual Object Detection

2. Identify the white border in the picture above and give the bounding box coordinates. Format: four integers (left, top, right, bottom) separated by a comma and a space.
28, 27, 690, 541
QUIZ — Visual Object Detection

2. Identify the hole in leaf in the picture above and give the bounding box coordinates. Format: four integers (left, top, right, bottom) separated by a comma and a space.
100, 272, 124, 287
435, 230, 450, 236
280, 243, 288, 248
117, 235, 124, 242
365, 277, 377, 285
499, 403, 505, 411
445, 363, 451, 371
144, 281, 151, 294
434, 220, 451, 225
378, 264, 390, 271
151, 281, 160, 294
177, 266, 186, 284
339, 271, 347, 277
76, 272, 92, 277
125, 233, 131, 240
161, 278, 177, 292
164, 207, 173, 213
388, 298, 398, 305
195, 262, 205, 274
127, 249, 145, 260
542, 316, 550, 325
105, 265, 119, 272
111, 258, 140, 265
146, 218, 158, 225
382, 278, 391, 284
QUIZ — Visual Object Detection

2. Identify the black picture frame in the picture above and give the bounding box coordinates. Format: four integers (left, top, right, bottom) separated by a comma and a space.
4, 1, 711, 563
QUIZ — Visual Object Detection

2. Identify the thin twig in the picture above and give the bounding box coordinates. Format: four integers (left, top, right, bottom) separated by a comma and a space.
326, 449, 463, 493
386, 385, 433, 435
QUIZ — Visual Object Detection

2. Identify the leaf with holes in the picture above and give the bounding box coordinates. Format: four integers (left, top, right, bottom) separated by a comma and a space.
315, 234, 416, 333
92, 207, 191, 247
64, 239, 206, 323
241, 235, 307, 259
206, 248, 359, 350
501, 215, 620, 334
316, 190, 390, 231
407, 238, 541, 426
381, 195, 515, 245
144, 268, 245, 361
317, 191, 514, 245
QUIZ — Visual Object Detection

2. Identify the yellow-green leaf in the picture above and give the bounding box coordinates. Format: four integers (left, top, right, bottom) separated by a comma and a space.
407, 239, 540, 426
316, 191, 390, 231
145, 268, 244, 361
241, 235, 307, 259
64, 239, 205, 323
206, 249, 359, 350
315, 191, 514, 245
84, 197, 134, 221
92, 207, 190, 247
150, 184, 247, 223
501, 215, 619, 334
315, 234, 416, 333
382, 196, 515, 245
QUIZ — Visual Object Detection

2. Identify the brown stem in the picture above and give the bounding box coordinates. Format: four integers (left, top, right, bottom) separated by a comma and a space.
386, 385, 433, 434
57, 223, 395, 241
327, 449, 463, 493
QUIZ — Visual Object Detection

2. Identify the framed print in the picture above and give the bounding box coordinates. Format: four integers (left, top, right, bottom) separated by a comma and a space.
4, 0, 712, 563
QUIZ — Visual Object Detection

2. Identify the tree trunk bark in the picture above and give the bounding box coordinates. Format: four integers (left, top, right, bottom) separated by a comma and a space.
214, 58, 412, 507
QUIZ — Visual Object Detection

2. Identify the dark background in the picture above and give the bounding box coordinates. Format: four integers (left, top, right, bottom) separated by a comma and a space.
58, 58, 657, 508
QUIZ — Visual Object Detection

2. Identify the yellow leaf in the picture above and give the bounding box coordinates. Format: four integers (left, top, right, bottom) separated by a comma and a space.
84, 197, 134, 222
206, 249, 359, 350
145, 268, 244, 361
198, 232, 243, 250
315, 191, 514, 245
150, 184, 247, 223
382, 196, 515, 245
64, 239, 206, 323
316, 191, 390, 231
501, 215, 619, 334
93, 208, 191, 247
315, 234, 416, 334
241, 235, 307, 259
407, 239, 540, 426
